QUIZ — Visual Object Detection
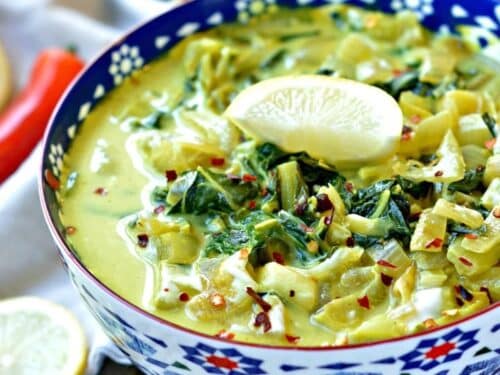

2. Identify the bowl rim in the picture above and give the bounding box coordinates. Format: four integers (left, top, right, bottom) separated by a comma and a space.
39, 0, 499, 352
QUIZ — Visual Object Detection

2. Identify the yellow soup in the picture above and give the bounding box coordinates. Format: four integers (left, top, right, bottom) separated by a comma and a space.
60, 5, 500, 346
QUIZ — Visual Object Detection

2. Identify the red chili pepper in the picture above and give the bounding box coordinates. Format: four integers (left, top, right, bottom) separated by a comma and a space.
410, 114, 422, 124
0, 49, 85, 182
380, 273, 393, 286
215, 330, 235, 340
357, 295, 370, 309
65, 226, 76, 235
165, 170, 177, 181
272, 252, 285, 265
210, 157, 225, 167
377, 259, 397, 269
485, 138, 496, 150
242, 173, 257, 183
480, 286, 493, 304
425, 238, 443, 249
464, 233, 477, 240
458, 257, 473, 267
254, 312, 271, 332
434, 170, 444, 177
285, 334, 300, 344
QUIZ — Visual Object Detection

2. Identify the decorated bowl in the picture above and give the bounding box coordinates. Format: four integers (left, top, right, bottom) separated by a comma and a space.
40, 1, 500, 374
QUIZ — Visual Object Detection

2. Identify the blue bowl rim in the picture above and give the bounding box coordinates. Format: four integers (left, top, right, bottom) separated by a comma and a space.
38, 0, 499, 351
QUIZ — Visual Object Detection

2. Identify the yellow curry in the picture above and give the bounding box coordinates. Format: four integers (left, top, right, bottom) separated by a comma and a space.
60, 5, 500, 346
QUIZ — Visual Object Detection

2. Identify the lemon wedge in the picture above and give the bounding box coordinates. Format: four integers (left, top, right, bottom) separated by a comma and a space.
225, 75, 403, 167
0, 297, 87, 375
0, 40, 11, 111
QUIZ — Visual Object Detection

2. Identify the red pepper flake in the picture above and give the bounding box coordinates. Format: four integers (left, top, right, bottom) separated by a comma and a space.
392, 68, 404, 77
410, 114, 422, 124
493, 207, 500, 219
455, 285, 473, 302
65, 226, 77, 235
409, 212, 422, 221
323, 215, 333, 225
179, 292, 190, 302
239, 248, 249, 259
300, 223, 314, 233
137, 234, 149, 248
254, 312, 272, 332
345, 182, 354, 193
242, 173, 257, 183
346, 236, 355, 247
246, 287, 271, 312
248, 200, 257, 210
485, 138, 496, 150
294, 201, 307, 216
425, 238, 443, 249
165, 170, 177, 181
94, 187, 108, 196
163, 288, 170, 292
381, 273, 393, 286
357, 295, 370, 309
316, 193, 334, 212
272, 252, 285, 265
289, 290, 295, 297
458, 257, 473, 267
401, 125, 413, 141
154, 205, 165, 214
285, 334, 301, 344
476, 165, 485, 172
455, 297, 464, 307
434, 170, 444, 177
210, 292, 226, 308
215, 330, 235, 340
401, 132, 412, 141
261, 187, 269, 197
377, 259, 397, 269
210, 157, 225, 167
464, 233, 477, 240
44, 169, 60, 190
480, 286, 493, 304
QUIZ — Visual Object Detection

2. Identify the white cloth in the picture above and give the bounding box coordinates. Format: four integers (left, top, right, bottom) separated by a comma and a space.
0, 0, 172, 373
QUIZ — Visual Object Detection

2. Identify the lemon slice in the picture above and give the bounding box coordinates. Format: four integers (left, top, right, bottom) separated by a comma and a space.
0, 40, 11, 111
225, 75, 403, 167
0, 297, 87, 375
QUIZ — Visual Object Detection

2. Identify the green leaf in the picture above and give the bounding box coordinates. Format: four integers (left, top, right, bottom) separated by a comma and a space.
448, 168, 484, 193
482, 112, 497, 138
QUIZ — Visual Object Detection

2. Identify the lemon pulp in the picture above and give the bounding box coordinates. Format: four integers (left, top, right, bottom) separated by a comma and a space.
0, 297, 87, 375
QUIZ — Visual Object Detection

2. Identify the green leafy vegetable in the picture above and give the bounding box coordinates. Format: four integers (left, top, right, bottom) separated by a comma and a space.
482, 112, 497, 138
167, 168, 259, 215
448, 168, 485, 193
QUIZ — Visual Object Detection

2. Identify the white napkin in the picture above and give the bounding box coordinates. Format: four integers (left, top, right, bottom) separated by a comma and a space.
0, 0, 167, 373
0, 147, 131, 374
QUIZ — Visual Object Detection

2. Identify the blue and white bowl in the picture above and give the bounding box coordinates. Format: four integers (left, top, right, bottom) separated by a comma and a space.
40, 1, 500, 374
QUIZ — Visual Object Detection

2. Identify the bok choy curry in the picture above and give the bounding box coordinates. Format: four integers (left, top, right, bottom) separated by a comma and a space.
59, 4, 500, 346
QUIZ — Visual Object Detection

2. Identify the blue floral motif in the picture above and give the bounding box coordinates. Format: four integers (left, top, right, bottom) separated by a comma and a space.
399, 328, 479, 371
181, 343, 266, 374
318, 362, 361, 370
459, 356, 500, 375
